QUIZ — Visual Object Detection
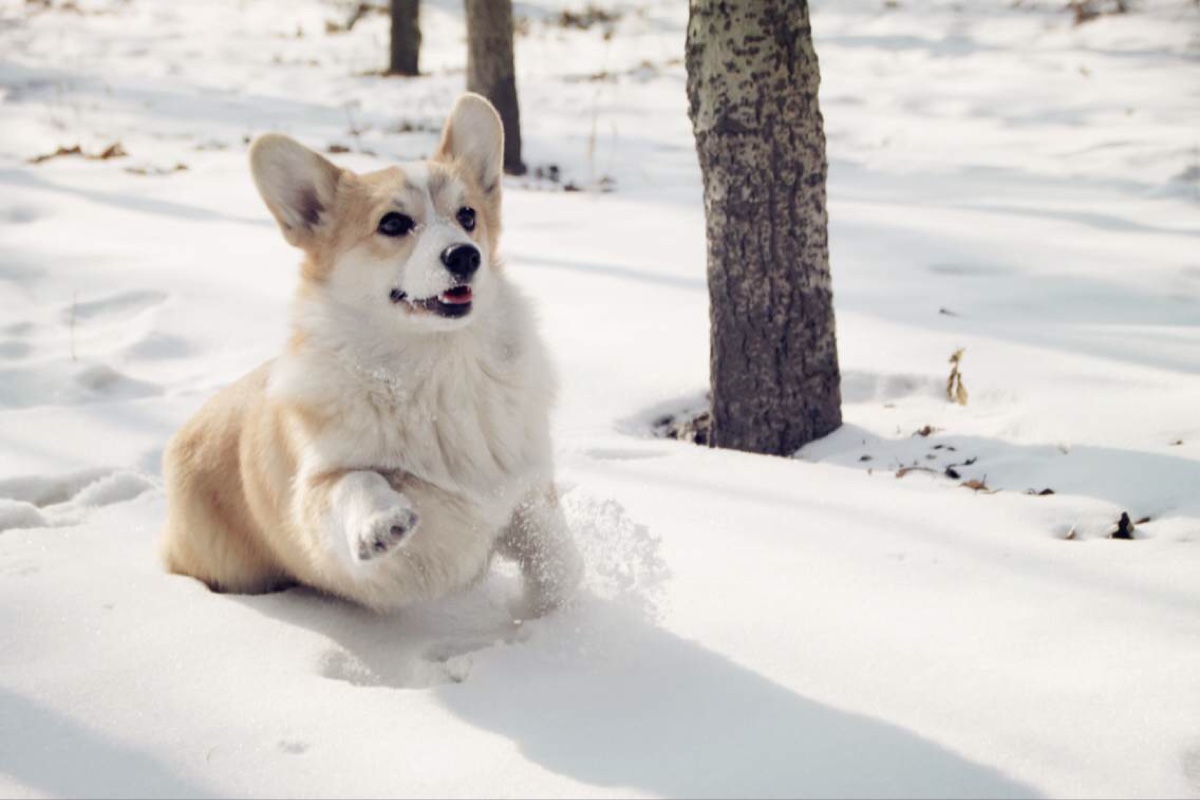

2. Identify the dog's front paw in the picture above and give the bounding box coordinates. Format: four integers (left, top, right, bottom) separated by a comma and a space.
355, 506, 420, 562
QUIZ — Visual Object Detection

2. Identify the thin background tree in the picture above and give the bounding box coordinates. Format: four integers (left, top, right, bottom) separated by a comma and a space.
389, 0, 420, 76
464, 0, 525, 174
686, 1, 842, 456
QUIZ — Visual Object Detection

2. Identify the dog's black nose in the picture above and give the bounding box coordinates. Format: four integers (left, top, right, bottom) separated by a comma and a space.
441, 244, 481, 280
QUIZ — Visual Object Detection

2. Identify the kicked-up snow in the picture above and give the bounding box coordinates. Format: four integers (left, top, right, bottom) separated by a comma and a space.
1, 0, 1198, 797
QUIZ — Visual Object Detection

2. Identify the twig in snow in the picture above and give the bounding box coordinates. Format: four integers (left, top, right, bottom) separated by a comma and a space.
946, 348, 968, 406
343, 101, 365, 153
69, 290, 77, 362
1111, 512, 1136, 539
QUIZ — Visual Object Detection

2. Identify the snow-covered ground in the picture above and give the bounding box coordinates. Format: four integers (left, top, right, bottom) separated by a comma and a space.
2, 0, 1199, 796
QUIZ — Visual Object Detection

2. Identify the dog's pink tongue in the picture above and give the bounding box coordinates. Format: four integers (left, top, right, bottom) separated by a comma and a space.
441, 286, 473, 305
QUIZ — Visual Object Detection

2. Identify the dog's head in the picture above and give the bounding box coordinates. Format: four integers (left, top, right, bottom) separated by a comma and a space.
249, 94, 504, 333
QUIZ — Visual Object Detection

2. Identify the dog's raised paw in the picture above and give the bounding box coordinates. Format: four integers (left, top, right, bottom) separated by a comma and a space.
356, 507, 419, 561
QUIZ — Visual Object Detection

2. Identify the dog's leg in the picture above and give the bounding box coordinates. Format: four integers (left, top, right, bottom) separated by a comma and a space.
498, 484, 583, 617
305, 470, 420, 563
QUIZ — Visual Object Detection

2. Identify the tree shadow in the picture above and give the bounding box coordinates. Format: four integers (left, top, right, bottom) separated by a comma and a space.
235, 583, 1041, 798
433, 599, 1041, 798
0, 687, 215, 799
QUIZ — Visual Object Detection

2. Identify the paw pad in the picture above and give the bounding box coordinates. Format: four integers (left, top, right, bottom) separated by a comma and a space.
356, 507, 419, 561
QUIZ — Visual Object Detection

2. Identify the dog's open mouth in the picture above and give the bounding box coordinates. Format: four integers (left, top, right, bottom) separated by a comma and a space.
439, 285, 473, 306
390, 286, 473, 318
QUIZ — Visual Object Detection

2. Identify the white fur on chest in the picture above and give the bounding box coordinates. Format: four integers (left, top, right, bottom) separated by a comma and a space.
320, 340, 546, 498
271, 281, 555, 514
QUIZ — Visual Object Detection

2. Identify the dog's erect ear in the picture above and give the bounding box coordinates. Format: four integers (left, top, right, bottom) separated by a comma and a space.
249, 134, 345, 248
435, 93, 504, 197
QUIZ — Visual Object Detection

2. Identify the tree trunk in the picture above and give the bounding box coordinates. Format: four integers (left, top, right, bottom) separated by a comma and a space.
686, 1, 842, 456
464, 0, 525, 175
389, 0, 420, 76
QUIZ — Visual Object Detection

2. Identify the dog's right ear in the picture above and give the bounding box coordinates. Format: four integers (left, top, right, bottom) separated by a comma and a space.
249, 134, 345, 248
435, 93, 504, 198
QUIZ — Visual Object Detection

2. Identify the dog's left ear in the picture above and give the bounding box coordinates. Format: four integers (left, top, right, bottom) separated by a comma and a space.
435, 93, 504, 197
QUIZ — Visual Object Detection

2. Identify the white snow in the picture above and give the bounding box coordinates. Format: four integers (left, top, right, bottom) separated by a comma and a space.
2, 0, 1199, 797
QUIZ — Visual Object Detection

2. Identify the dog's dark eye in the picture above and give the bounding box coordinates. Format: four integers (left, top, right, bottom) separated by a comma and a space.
378, 212, 415, 237
456, 207, 476, 233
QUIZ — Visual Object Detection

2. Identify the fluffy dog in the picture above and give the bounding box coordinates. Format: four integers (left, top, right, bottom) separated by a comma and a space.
161, 94, 581, 614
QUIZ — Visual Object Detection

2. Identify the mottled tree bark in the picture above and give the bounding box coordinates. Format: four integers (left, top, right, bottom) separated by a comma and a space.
465, 0, 525, 175
686, 0, 842, 456
389, 0, 420, 76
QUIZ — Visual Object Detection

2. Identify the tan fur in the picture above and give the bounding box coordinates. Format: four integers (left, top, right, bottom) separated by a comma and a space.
161, 94, 580, 612
162, 365, 293, 593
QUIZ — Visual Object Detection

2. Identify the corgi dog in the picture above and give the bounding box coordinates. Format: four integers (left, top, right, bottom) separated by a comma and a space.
161, 94, 581, 614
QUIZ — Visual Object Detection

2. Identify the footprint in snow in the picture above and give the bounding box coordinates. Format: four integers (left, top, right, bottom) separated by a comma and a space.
0, 468, 158, 533
0, 320, 35, 362
0, 362, 162, 409
250, 491, 667, 692
1182, 744, 1200, 792
317, 648, 385, 688
75, 363, 161, 399
5, 204, 42, 224
0, 340, 32, 360
318, 644, 477, 688
62, 290, 168, 324
124, 331, 194, 360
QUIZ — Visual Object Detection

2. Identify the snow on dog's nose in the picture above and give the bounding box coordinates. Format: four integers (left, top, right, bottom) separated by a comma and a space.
441, 243, 481, 281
